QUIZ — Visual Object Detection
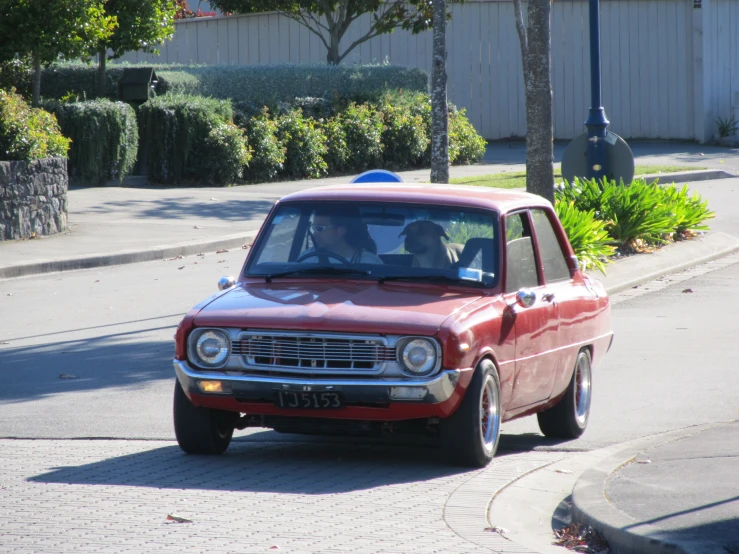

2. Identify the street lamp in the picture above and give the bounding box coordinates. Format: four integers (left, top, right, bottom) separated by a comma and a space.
561, 0, 634, 186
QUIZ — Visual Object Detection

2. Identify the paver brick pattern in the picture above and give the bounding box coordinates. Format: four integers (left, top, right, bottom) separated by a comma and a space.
0, 437, 558, 553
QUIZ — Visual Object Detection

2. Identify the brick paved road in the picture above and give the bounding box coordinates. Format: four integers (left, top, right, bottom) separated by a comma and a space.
0, 437, 563, 554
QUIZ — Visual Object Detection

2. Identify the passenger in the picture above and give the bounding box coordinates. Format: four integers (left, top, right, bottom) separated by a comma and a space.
303, 206, 383, 264
400, 220, 464, 269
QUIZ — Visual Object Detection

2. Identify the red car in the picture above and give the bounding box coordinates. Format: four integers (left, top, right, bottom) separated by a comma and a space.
172, 184, 613, 467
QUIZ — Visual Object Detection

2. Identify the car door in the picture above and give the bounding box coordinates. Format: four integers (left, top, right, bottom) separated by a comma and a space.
504, 210, 561, 410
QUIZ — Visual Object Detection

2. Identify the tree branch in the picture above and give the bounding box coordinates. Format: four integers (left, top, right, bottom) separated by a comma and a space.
513, 0, 529, 79
337, 28, 385, 63
282, 10, 330, 51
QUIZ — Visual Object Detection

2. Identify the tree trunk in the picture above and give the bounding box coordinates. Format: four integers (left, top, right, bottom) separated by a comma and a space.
326, 41, 340, 65
97, 46, 107, 98
430, 0, 449, 184
32, 53, 41, 107
514, 0, 554, 204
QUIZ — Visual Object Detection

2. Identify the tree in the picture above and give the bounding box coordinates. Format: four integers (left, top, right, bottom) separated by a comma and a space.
95, 1, 177, 97
513, 0, 554, 203
209, 0, 440, 65
430, 0, 448, 183
0, 0, 116, 106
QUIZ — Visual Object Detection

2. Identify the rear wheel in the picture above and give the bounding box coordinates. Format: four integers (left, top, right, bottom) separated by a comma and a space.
441, 359, 501, 467
173, 380, 237, 454
537, 349, 592, 439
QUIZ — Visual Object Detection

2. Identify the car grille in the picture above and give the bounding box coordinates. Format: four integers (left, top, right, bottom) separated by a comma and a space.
232, 332, 396, 373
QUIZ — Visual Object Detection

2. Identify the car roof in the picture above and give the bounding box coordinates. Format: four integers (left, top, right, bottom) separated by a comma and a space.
277, 183, 553, 214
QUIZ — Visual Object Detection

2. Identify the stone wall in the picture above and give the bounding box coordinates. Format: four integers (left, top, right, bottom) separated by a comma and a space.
0, 158, 68, 241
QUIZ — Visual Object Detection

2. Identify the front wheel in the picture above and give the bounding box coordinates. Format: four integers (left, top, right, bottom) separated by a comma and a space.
537, 349, 592, 439
173, 380, 237, 455
440, 359, 501, 467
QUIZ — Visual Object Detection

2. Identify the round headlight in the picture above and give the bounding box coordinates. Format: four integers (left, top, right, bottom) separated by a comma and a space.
400, 338, 437, 375
194, 330, 230, 367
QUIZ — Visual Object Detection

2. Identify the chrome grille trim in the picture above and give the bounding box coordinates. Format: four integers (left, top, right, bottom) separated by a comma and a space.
233, 331, 396, 374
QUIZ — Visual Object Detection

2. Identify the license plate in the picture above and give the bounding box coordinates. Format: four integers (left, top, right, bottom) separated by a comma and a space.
274, 390, 344, 409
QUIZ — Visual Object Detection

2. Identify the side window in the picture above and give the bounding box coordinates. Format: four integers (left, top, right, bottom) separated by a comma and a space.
505, 213, 539, 292
531, 209, 571, 283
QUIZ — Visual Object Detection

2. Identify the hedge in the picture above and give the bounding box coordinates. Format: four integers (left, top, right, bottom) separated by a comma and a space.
0, 89, 70, 162
138, 94, 240, 185
37, 62, 428, 104
43, 99, 138, 184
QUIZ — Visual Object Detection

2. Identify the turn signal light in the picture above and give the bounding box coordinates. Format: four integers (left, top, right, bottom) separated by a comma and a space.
198, 380, 224, 393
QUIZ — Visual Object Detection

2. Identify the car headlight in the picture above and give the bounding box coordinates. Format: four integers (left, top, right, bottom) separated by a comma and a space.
399, 338, 437, 375
193, 329, 230, 367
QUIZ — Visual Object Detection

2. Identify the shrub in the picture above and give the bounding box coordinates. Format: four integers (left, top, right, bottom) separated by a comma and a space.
44, 99, 138, 184
0, 57, 33, 98
554, 200, 615, 274
556, 177, 604, 215
448, 105, 487, 165
322, 116, 350, 174
235, 107, 286, 182
658, 182, 715, 235
377, 98, 428, 170
338, 103, 384, 172
138, 94, 236, 184
203, 122, 252, 184
276, 109, 328, 179
0, 89, 70, 162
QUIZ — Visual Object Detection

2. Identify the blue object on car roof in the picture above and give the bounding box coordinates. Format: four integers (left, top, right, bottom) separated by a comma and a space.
350, 169, 404, 183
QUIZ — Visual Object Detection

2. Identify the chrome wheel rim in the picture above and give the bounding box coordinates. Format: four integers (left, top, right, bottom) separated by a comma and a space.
480, 375, 500, 453
574, 354, 592, 427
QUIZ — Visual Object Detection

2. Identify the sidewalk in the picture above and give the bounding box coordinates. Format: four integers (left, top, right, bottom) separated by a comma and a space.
573, 421, 739, 554
1, 140, 738, 279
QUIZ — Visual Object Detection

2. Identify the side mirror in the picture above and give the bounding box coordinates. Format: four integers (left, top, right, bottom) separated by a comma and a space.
218, 276, 236, 291
516, 289, 536, 308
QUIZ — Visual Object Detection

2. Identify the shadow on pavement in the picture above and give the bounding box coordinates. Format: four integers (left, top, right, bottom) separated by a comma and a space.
79, 197, 275, 222
26, 430, 572, 493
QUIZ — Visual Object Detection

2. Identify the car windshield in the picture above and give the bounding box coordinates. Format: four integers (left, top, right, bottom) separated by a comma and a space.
246, 201, 500, 287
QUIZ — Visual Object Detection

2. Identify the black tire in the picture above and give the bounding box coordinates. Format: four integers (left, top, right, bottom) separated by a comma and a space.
173, 380, 237, 455
537, 349, 592, 439
440, 359, 501, 468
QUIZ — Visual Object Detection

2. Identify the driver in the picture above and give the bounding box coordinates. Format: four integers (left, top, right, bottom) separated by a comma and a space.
302, 206, 383, 264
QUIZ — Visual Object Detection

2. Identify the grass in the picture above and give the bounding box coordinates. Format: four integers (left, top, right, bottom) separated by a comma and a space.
449, 165, 705, 189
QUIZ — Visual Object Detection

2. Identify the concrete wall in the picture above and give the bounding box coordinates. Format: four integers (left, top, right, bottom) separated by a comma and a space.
0, 158, 68, 241
121, 0, 721, 141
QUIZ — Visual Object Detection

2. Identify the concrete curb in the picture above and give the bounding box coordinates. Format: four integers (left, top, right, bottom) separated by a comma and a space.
0, 231, 257, 279
587, 231, 739, 295
571, 424, 722, 554
639, 169, 735, 184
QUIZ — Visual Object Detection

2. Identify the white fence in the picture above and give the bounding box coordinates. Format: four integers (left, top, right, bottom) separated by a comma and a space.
122, 0, 736, 142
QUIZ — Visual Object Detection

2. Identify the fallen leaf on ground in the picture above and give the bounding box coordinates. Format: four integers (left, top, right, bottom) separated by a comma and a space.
682, 288, 694, 293
553, 523, 610, 553
242, 243, 251, 249
0, 341, 9, 345
197, 253, 205, 256
165, 514, 193, 523
178, 266, 185, 270
636, 459, 652, 464
210, 197, 218, 201
94, 280, 100, 283
485, 526, 510, 540
555, 469, 573, 474
59, 373, 76, 379
194, 226, 203, 229
216, 249, 229, 254
165, 255, 184, 261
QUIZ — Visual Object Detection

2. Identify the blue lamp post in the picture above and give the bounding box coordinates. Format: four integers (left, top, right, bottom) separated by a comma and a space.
585, 0, 609, 180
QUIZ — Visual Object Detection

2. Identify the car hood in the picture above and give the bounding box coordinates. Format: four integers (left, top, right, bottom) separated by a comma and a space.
193, 281, 484, 336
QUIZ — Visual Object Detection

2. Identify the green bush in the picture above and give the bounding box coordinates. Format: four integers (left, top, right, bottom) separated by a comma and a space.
377, 98, 428, 170
658, 182, 715, 234
556, 177, 604, 215
0, 89, 70, 162
554, 200, 615, 274
276, 109, 328, 179
138, 94, 237, 184
0, 57, 33, 98
44, 99, 138, 185
203, 122, 252, 184
449, 105, 487, 165
235, 107, 286, 182
323, 116, 350, 174
339, 103, 384, 172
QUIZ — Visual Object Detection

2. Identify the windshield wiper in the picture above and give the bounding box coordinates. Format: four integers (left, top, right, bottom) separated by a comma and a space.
264, 266, 373, 283
378, 274, 475, 285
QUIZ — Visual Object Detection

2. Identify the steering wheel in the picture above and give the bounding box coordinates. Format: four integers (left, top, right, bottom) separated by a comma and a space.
296, 249, 350, 264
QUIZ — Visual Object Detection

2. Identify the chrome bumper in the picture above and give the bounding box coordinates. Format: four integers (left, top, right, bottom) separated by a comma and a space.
174, 360, 462, 404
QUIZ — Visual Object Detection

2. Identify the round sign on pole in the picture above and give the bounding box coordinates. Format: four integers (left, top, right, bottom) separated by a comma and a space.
350, 169, 404, 183
561, 131, 635, 185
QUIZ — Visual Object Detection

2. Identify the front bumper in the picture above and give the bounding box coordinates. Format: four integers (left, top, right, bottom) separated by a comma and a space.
174, 359, 463, 406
